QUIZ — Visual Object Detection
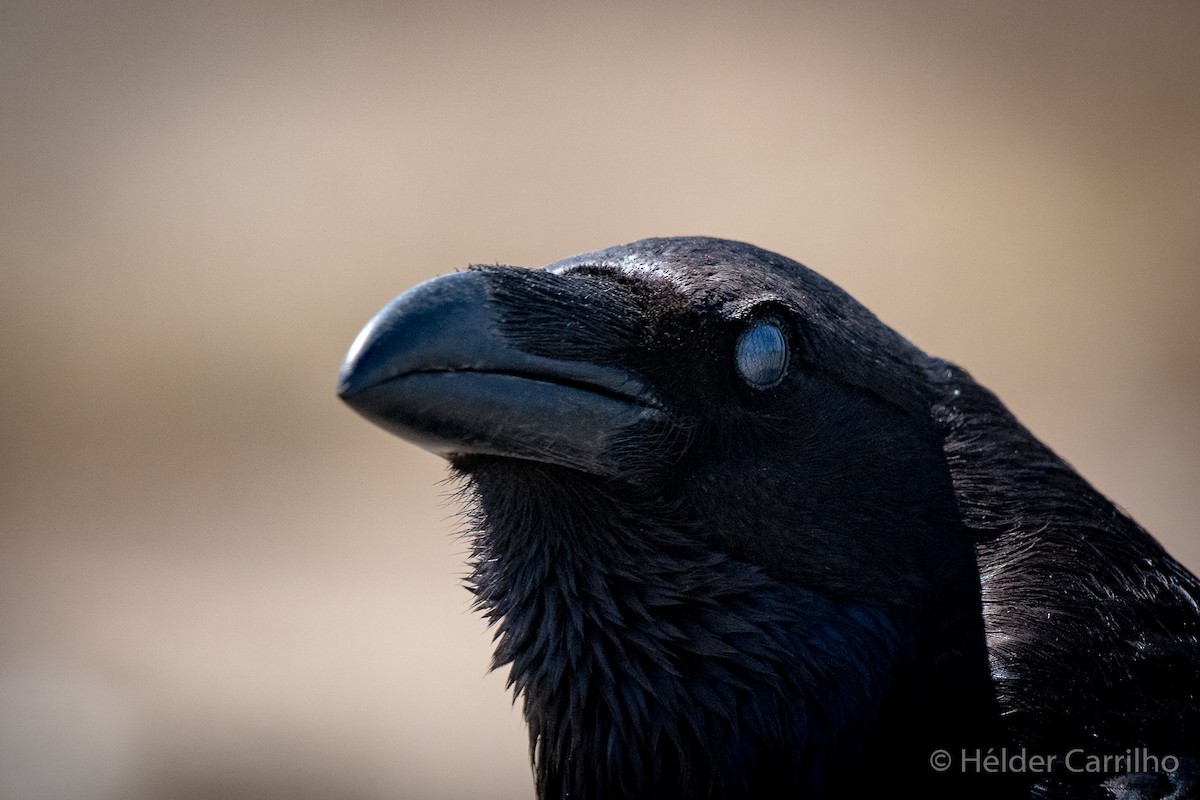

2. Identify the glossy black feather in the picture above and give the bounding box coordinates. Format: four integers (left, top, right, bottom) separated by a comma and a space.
340, 236, 1200, 799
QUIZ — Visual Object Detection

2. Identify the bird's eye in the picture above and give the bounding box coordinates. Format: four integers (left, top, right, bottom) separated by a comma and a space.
735, 319, 789, 390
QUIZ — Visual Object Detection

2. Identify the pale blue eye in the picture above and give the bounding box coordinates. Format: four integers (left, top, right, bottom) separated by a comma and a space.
735, 320, 788, 389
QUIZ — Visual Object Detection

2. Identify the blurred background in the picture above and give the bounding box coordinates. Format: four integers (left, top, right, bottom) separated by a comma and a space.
1, 2, 1197, 798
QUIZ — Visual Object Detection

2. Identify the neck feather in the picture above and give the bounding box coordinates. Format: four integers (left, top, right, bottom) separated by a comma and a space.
458, 462, 906, 799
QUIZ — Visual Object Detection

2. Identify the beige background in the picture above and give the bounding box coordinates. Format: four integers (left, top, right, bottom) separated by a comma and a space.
2, 2, 1197, 798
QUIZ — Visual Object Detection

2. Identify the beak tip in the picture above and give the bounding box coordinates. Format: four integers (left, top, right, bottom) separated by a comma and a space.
336, 349, 379, 406
337, 271, 493, 410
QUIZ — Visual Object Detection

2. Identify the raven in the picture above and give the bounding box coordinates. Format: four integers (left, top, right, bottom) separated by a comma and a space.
337, 237, 1199, 799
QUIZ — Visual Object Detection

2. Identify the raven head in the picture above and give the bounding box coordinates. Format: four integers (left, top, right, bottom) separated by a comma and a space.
340, 237, 973, 606
339, 237, 1005, 798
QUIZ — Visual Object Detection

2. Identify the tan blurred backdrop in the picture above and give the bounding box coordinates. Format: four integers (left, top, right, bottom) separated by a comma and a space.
1, 2, 1197, 798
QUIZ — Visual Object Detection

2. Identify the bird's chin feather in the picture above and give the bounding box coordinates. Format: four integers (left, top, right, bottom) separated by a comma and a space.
453, 459, 912, 799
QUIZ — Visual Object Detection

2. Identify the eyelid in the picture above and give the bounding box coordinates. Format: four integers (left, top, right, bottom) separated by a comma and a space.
735, 318, 789, 390
725, 295, 790, 321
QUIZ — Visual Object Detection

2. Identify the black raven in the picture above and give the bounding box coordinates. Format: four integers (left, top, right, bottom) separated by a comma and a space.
337, 237, 1199, 799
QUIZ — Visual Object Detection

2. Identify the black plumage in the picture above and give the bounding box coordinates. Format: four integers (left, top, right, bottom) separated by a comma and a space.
337, 237, 1200, 799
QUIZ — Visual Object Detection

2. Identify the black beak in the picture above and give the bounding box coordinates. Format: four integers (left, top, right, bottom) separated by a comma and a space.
338, 269, 667, 474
